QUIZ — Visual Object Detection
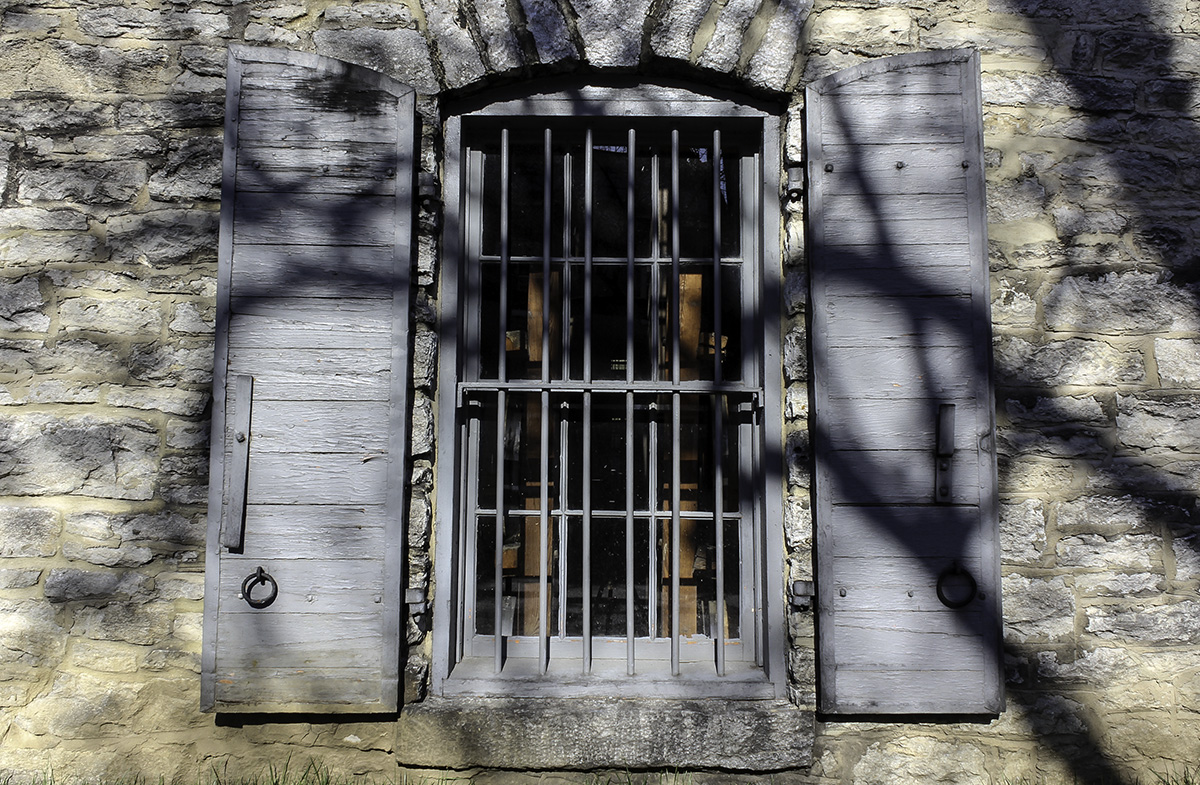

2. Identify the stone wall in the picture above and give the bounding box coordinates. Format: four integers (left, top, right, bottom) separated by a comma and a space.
1, 0, 1199, 782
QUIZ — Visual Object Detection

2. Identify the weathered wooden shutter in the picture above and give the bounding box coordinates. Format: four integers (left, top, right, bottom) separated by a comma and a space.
201, 46, 414, 713
807, 50, 1002, 714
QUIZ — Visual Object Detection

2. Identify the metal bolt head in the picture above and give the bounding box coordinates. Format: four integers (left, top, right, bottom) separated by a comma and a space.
824, 163, 834, 173
839, 587, 847, 597
235, 431, 246, 443
895, 161, 905, 169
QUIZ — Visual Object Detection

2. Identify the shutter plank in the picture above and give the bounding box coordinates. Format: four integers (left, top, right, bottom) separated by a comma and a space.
809, 50, 1001, 715
203, 45, 414, 714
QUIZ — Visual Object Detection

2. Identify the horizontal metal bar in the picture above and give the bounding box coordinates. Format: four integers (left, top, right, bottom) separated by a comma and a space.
458, 381, 763, 395
476, 255, 747, 265
472, 507, 746, 521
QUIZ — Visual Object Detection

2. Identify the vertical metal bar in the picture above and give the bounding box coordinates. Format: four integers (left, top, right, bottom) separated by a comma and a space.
562, 151, 572, 381
670, 130, 681, 676
540, 390, 550, 674
457, 412, 472, 662
650, 153, 661, 383
648, 405, 659, 641
712, 129, 726, 676
582, 128, 594, 673
543, 129, 552, 383
559, 400, 569, 638
494, 392, 505, 673
671, 130, 680, 386
625, 128, 636, 675
671, 392, 681, 676
494, 128, 510, 674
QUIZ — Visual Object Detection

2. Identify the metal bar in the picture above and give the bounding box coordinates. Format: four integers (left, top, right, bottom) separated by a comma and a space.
540, 390, 550, 674
584, 128, 594, 384
499, 129, 510, 382
648, 397, 659, 640
671, 391, 681, 676
543, 128, 552, 384
494, 391, 505, 673
651, 153, 661, 383
562, 151, 572, 381
456, 412, 473, 662
712, 129, 726, 677
671, 130, 680, 386
582, 390, 592, 673
625, 128, 636, 675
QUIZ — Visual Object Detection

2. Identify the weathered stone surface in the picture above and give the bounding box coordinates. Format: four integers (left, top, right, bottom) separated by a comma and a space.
1157, 338, 1200, 387
113, 510, 205, 547
745, 0, 808, 92
323, 3, 416, 28
18, 161, 147, 205
0, 207, 89, 230
994, 336, 1145, 386
106, 210, 218, 267
1003, 574, 1074, 643
44, 568, 150, 603
475, 0, 523, 71
128, 342, 213, 385
313, 28, 440, 94
106, 386, 208, 416
243, 22, 302, 46
1005, 394, 1108, 426
1087, 600, 1200, 644
117, 98, 224, 130
155, 574, 204, 601
1055, 532, 1158, 571
148, 136, 222, 202
413, 328, 437, 388
1056, 494, 1173, 535
783, 493, 812, 551
851, 736, 988, 785
519, 0, 577, 62
396, 698, 813, 769
783, 326, 807, 382
73, 602, 171, 645
0, 569, 41, 589
0, 506, 59, 558
785, 383, 808, 419
807, 7, 914, 56
0, 599, 67, 668
1117, 393, 1200, 451
62, 540, 154, 568
1075, 571, 1161, 596
69, 639, 140, 673
698, 0, 760, 72
0, 414, 158, 500
59, 296, 163, 336
649, 0, 709, 61
419, 0, 487, 88
1045, 272, 1199, 334
573, 0, 654, 67
0, 232, 102, 265
16, 671, 147, 739
411, 394, 434, 455
997, 426, 1105, 459
1000, 499, 1046, 565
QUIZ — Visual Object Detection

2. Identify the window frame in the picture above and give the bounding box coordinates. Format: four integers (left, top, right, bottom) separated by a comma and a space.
433, 82, 788, 700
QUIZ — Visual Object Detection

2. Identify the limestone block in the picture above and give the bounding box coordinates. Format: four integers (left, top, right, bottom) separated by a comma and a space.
783, 325, 807, 382
44, 568, 151, 603
698, 0, 759, 73
17, 379, 102, 404
60, 296, 163, 336
1035, 646, 1137, 687
2, 10, 61, 33
156, 574, 204, 601
0, 413, 159, 500
1089, 458, 1200, 495
419, 1, 487, 88
244, 22, 302, 46
181, 45, 227, 77
785, 383, 808, 419
128, 342, 213, 386
411, 393, 434, 455
29, 41, 173, 96
1086, 600, 1200, 645
997, 426, 1105, 459
1117, 393, 1200, 451
993, 336, 1145, 386
0, 207, 89, 230
783, 493, 811, 551
992, 276, 1038, 327
15, 671, 148, 739
987, 178, 1047, 223
1005, 395, 1108, 426
113, 510, 205, 547
106, 209, 219, 267
19, 159, 147, 205
1075, 571, 1161, 596
144, 647, 201, 673
77, 6, 161, 37
1055, 532, 1158, 572
1046, 272, 1198, 334
807, 7, 914, 56
159, 453, 210, 505
983, 71, 1135, 111
74, 602, 171, 645
413, 328, 437, 388
149, 136, 222, 202
166, 419, 209, 449
64, 511, 117, 542
1156, 338, 1200, 387
786, 428, 810, 488
169, 301, 215, 335
313, 28, 440, 95
745, 0, 808, 92
1002, 574, 1074, 643
323, 4, 416, 28
68, 640, 140, 673
1174, 528, 1200, 583
0, 506, 60, 558
0, 99, 116, 134
0, 598, 67, 668
851, 736, 988, 785
573, 0, 654, 68
475, 0, 523, 72
1000, 499, 1046, 566
0, 569, 42, 589
30, 338, 123, 378
649, 0, 710, 61
62, 540, 154, 568
1056, 494, 1172, 535
0, 277, 48, 332
117, 98, 224, 130
172, 611, 203, 642
408, 490, 431, 550
107, 384, 208, 417
0, 233, 102, 265
518, 0, 577, 63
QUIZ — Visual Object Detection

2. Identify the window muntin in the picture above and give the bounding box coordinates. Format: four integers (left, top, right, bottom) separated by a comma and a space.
444, 107, 780, 694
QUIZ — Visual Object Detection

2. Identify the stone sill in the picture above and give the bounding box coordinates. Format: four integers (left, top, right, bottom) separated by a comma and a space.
394, 697, 813, 771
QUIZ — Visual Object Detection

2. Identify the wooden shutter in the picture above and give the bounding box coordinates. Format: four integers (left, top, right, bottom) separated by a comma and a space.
201, 46, 414, 713
807, 50, 1002, 714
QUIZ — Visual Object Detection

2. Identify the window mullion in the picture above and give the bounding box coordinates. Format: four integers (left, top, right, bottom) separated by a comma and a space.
582, 128, 594, 674
712, 129, 726, 677
539, 128, 552, 675
625, 128, 636, 676
669, 129, 681, 677
494, 127, 509, 675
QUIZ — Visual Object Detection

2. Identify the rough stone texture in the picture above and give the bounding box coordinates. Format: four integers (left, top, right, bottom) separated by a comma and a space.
744, 0, 808, 92
313, 27, 441, 95
697, 0, 760, 73
649, 0, 709, 61
420, 0, 488, 89
573, 0, 655, 68
851, 736, 989, 785
518, 0, 577, 63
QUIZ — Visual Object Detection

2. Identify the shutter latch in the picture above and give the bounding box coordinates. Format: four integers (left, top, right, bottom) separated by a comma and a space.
935, 403, 955, 504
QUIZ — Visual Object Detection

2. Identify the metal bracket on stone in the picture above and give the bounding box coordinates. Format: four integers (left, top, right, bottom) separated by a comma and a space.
786, 165, 805, 200
790, 579, 815, 611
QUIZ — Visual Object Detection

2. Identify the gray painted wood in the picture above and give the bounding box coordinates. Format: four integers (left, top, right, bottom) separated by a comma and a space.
203, 45, 414, 714
808, 50, 1002, 715
219, 374, 253, 550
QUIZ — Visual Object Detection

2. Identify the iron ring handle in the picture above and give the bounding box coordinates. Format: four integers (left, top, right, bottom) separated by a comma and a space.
935, 563, 977, 609
240, 566, 278, 609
